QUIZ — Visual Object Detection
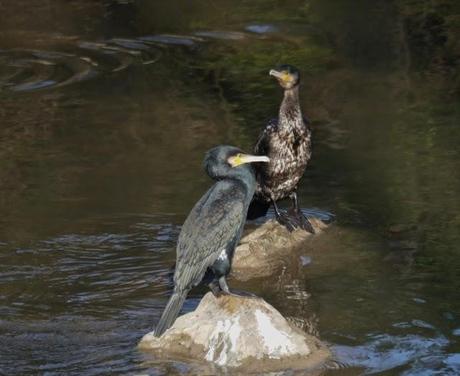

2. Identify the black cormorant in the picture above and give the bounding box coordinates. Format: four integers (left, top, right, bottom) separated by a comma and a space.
248, 65, 315, 233
154, 145, 269, 337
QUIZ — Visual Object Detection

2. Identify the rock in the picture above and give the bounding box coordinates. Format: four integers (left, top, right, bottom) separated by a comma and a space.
139, 293, 331, 373
231, 218, 328, 281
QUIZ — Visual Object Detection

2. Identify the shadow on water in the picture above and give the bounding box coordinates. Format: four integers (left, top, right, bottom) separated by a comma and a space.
1, 0, 460, 374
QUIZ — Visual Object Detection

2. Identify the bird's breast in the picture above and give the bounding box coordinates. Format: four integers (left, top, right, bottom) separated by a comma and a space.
255, 129, 311, 200
266, 133, 310, 174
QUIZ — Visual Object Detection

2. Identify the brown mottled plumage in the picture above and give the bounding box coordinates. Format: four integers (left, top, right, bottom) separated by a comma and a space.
249, 65, 314, 233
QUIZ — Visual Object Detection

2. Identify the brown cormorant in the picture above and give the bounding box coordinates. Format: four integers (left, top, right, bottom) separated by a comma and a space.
154, 145, 269, 337
248, 65, 315, 233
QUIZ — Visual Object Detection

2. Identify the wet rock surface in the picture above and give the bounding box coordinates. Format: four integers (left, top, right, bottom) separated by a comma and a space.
139, 292, 331, 373
232, 217, 328, 281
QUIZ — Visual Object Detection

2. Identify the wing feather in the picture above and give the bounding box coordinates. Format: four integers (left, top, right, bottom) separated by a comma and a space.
174, 181, 245, 290
254, 118, 277, 155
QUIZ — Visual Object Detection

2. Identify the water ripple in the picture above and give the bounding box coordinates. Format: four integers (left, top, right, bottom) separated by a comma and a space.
0, 35, 171, 92
332, 331, 460, 375
0, 27, 276, 93
0, 222, 177, 317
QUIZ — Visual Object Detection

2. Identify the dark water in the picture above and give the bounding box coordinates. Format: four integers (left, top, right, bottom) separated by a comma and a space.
1, 1, 460, 375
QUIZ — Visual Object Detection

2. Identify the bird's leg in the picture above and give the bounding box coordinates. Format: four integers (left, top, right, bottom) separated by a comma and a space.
288, 192, 315, 234
272, 199, 299, 232
218, 275, 231, 295
208, 280, 222, 297
217, 276, 258, 298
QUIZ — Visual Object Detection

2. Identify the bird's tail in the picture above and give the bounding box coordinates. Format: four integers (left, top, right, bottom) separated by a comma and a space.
247, 198, 270, 220
154, 290, 187, 337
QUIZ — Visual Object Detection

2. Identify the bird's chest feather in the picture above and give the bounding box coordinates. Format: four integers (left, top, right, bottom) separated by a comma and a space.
268, 130, 309, 174
254, 125, 311, 200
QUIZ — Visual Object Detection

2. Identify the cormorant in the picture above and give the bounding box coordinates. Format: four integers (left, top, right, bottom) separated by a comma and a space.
248, 64, 315, 233
154, 145, 269, 337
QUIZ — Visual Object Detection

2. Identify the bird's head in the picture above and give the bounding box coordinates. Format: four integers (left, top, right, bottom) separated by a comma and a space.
269, 64, 300, 89
204, 145, 269, 180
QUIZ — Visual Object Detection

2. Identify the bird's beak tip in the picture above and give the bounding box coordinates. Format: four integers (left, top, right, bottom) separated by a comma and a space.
243, 155, 270, 164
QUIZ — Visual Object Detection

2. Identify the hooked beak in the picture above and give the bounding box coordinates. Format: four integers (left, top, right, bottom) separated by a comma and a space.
228, 153, 270, 167
269, 69, 284, 79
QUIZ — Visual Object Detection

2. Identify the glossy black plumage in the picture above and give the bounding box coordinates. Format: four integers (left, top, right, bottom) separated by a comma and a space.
249, 65, 314, 233
154, 146, 269, 337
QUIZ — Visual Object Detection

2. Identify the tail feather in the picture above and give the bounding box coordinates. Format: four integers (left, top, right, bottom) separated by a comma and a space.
247, 199, 270, 220
154, 290, 187, 337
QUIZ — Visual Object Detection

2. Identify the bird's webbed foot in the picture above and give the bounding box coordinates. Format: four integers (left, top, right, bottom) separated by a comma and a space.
287, 207, 315, 234
286, 192, 316, 234
275, 210, 301, 232
272, 198, 303, 232
209, 276, 257, 299
208, 276, 231, 297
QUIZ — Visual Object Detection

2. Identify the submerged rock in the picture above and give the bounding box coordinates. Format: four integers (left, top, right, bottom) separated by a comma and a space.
139, 293, 330, 373
232, 218, 328, 281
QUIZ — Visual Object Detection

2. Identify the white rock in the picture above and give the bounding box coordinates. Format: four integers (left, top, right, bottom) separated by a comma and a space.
139, 293, 330, 373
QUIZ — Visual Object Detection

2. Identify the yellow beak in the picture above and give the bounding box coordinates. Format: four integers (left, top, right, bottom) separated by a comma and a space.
269, 69, 291, 84
228, 153, 270, 167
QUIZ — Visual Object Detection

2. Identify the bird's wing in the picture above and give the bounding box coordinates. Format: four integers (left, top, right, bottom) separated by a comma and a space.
174, 182, 245, 290
254, 118, 277, 155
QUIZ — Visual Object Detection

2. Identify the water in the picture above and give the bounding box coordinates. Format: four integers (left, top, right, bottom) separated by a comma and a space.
1, 1, 460, 374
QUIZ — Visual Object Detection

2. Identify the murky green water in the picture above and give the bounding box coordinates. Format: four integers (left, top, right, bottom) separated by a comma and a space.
1, 1, 460, 375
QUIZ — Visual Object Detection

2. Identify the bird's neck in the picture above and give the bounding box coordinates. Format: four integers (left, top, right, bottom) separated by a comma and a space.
279, 85, 303, 130
227, 169, 256, 202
